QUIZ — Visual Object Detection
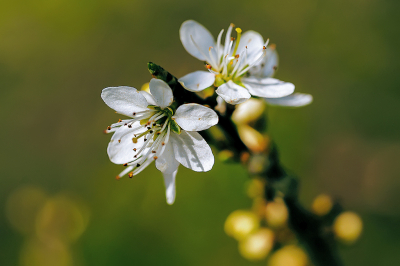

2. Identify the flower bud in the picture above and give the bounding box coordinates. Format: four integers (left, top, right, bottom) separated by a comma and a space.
246, 178, 265, 199
268, 245, 308, 266
311, 194, 333, 216
247, 154, 269, 175
238, 228, 274, 261
252, 197, 267, 217
224, 210, 260, 240
265, 198, 289, 228
218, 150, 235, 162
333, 211, 363, 244
232, 98, 265, 125
238, 125, 269, 153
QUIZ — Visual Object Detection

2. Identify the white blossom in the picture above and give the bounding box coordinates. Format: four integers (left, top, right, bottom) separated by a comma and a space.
249, 45, 313, 107
101, 78, 218, 204
178, 20, 295, 105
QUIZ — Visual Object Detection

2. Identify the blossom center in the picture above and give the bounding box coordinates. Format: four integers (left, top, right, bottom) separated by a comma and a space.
107, 105, 181, 179
192, 24, 269, 87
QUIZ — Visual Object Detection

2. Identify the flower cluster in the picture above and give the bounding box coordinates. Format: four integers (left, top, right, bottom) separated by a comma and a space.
224, 179, 362, 263
178, 20, 312, 106
101, 20, 313, 204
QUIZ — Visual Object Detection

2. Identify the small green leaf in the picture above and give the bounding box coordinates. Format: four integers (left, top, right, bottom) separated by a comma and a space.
170, 120, 181, 134
165, 107, 174, 116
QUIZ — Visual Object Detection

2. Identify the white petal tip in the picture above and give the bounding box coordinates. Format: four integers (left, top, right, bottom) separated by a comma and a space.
166, 197, 176, 205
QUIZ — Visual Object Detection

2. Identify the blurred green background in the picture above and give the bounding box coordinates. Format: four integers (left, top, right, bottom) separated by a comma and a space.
1, 0, 399, 265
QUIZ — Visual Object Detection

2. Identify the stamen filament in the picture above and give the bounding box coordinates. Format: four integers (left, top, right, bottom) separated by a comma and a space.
117, 165, 134, 178
208, 47, 218, 69
237, 49, 267, 76
223, 23, 234, 56
232, 28, 242, 56
216, 29, 224, 69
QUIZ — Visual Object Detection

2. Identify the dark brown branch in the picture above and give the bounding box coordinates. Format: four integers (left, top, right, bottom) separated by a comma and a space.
147, 62, 247, 156
147, 62, 343, 266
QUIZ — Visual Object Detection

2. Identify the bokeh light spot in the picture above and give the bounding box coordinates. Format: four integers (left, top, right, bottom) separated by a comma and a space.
6, 186, 47, 235
35, 195, 89, 244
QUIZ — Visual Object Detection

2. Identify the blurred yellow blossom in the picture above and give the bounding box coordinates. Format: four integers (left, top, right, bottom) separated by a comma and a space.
311, 194, 333, 216
239, 228, 275, 261
268, 245, 308, 266
224, 210, 260, 240
246, 178, 265, 198
232, 98, 265, 125
238, 124, 269, 153
333, 211, 363, 244
265, 198, 289, 228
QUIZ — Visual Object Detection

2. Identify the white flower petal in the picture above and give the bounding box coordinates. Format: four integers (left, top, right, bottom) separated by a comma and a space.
262, 47, 279, 78
107, 123, 147, 164
162, 168, 178, 205
236, 30, 264, 63
156, 142, 180, 205
139, 90, 157, 106
249, 47, 279, 78
242, 77, 294, 98
173, 103, 218, 131
215, 80, 251, 105
101, 86, 148, 117
149, 78, 174, 109
215, 96, 226, 115
265, 93, 313, 107
180, 20, 216, 61
170, 131, 214, 172
178, 71, 215, 92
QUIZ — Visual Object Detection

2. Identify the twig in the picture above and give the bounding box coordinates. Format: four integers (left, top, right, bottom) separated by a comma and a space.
147, 62, 343, 266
